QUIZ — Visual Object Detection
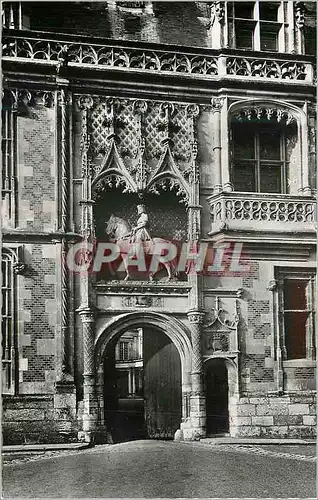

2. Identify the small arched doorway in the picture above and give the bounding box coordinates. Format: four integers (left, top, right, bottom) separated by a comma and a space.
204, 358, 229, 436
102, 325, 182, 442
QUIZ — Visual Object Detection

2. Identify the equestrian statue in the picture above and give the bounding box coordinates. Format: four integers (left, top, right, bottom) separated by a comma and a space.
105, 204, 178, 281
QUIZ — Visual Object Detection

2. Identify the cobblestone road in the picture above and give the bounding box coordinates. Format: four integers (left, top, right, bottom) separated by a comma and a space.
3, 440, 317, 498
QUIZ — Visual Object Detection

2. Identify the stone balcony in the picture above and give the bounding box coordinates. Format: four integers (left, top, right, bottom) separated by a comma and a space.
2, 30, 315, 85
208, 192, 317, 236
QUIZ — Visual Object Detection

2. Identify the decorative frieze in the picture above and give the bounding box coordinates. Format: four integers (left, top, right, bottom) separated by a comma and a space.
122, 295, 164, 307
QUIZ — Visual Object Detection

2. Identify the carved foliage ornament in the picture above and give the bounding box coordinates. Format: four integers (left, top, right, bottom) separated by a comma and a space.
232, 106, 296, 126
3, 89, 55, 113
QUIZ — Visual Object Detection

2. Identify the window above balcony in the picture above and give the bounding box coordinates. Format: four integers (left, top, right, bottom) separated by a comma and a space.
227, 1, 287, 52
230, 106, 299, 195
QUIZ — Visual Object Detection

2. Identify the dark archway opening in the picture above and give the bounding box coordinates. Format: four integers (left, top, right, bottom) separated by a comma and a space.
104, 326, 182, 443
204, 358, 229, 436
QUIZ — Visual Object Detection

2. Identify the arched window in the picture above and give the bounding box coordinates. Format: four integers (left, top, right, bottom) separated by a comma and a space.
230, 106, 299, 194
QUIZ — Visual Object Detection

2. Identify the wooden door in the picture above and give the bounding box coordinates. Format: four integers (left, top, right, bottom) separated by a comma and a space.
143, 327, 182, 439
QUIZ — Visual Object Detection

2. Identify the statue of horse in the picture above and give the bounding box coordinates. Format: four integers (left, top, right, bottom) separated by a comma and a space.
105, 215, 178, 282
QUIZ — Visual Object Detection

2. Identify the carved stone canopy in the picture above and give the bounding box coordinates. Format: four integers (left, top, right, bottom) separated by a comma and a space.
204, 297, 239, 331
231, 105, 297, 126
77, 95, 201, 205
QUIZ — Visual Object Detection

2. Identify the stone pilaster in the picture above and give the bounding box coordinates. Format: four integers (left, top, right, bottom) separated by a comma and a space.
187, 310, 206, 439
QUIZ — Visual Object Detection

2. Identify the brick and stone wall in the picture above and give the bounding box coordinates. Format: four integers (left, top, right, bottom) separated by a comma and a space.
17, 105, 56, 232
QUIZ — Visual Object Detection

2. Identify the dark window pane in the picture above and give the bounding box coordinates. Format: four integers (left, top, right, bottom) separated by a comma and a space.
284, 311, 308, 359
305, 26, 317, 56
259, 130, 281, 159
124, 16, 141, 33
236, 22, 254, 49
284, 280, 308, 310
233, 164, 256, 192
260, 165, 282, 193
233, 126, 255, 159
234, 2, 255, 19
260, 24, 279, 51
259, 2, 279, 21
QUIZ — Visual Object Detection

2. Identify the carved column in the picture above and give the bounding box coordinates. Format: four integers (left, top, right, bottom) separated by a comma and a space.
77, 307, 98, 442
188, 310, 206, 439
211, 97, 224, 193
76, 95, 98, 442
269, 278, 284, 394
57, 83, 72, 381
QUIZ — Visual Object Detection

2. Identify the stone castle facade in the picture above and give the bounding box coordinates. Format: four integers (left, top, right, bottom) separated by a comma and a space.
2, 1, 316, 444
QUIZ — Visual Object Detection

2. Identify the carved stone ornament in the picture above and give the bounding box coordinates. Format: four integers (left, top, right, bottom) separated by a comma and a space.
187, 310, 205, 324
13, 261, 27, 275
295, 2, 305, 29
267, 279, 277, 292
205, 331, 229, 352
204, 297, 239, 330
122, 296, 164, 308
210, 1, 225, 24
4, 89, 55, 115
211, 97, 224, 114
232, 106, 296, 126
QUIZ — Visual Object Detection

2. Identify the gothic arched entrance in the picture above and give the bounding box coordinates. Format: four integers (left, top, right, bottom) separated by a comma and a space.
204, 358, 229, 436
95, 313, 192, 443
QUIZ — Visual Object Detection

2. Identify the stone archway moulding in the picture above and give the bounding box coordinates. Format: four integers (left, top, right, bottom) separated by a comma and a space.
95, 311, 193, 383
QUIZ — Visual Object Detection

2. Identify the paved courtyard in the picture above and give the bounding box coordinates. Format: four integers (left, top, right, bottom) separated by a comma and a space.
3, 440, 316, 498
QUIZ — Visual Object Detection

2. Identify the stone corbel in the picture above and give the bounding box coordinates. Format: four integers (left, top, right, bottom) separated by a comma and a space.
267, 279, 277, 292
13, 261, 27, 275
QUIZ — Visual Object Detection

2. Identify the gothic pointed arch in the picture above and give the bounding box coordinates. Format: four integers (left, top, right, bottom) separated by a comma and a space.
92, 140, 138, 195
146, 145, 190, 203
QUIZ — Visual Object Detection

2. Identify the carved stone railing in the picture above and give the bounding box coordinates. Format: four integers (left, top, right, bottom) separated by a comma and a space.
208, 192, 317, 235
226, 57, 310, 81
2, 31, 315, 84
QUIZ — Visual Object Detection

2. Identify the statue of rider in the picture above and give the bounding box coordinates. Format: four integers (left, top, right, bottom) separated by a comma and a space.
130, 204, 152, 244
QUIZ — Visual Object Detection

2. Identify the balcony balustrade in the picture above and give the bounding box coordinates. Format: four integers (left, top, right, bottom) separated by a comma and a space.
208, 192, 316, 235
2, 31, 315, 84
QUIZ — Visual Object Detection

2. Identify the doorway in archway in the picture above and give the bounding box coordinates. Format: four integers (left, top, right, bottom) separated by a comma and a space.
204, 358, 229, 436
104, 326, 182, 442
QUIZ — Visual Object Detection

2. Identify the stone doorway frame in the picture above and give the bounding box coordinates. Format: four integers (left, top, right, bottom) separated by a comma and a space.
94, 312, 193, 442
203, 355, 239, 437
